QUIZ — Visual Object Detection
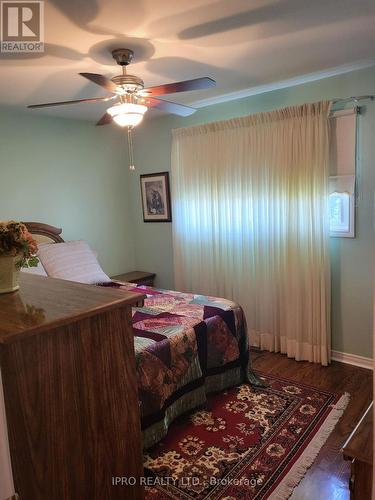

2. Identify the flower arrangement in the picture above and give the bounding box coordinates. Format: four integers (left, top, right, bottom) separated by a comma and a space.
0, 221, 39, 268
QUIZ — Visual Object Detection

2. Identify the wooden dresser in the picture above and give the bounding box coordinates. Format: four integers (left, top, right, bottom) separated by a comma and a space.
342, 401, 373, 499
0, 274, 145, 500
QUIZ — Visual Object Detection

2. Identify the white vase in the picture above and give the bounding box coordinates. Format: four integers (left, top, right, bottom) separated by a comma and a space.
0, 255, 21, 294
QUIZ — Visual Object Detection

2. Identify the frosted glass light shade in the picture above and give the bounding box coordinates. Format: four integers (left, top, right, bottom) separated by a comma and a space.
107, 103, 148, 127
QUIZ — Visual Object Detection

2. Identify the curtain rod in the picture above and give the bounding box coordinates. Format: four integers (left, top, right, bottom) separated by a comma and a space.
332, 95, 374, 105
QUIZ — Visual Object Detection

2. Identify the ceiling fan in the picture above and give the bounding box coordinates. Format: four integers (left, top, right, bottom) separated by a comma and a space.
27, 48, 216, 127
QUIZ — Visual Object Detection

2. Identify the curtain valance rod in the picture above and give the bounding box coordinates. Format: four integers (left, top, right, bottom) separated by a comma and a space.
332, 95, 374, 105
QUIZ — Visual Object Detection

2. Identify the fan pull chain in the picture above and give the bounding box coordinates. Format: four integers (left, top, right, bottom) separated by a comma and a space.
127, 126, 135, 171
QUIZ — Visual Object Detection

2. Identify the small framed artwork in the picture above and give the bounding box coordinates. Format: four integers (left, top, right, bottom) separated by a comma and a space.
140, 172, 172, 222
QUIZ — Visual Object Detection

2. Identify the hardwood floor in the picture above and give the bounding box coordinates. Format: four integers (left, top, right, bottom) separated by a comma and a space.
251, 350, 373, 500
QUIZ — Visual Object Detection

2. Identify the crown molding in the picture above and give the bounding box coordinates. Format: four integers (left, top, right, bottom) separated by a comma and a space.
192, 59, 375, 109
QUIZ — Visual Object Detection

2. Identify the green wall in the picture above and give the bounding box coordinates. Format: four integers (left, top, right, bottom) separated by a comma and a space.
129, 66, 375, 358
0, 107, 135, 277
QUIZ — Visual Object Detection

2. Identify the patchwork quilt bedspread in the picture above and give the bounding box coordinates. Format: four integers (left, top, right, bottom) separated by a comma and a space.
106, 281, 251, 449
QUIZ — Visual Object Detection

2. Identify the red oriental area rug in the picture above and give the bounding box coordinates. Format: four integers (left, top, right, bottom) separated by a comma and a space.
144, 372, 349, 499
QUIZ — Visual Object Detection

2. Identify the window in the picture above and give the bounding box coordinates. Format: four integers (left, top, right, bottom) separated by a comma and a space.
329, 191, 354, 237
329, 108, 357, 238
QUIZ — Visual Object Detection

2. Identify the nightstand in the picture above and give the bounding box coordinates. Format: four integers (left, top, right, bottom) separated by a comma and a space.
111, 271, 156, 287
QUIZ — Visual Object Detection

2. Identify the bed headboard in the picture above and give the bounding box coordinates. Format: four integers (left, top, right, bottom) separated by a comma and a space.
24, 222, 64, 244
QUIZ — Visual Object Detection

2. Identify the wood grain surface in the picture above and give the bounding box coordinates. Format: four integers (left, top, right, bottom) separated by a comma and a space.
0, 275, 145, 499
24, 222, 64, 243
0, 273, 144, 343
343, 402, 373, 464
111, 271, 156, 286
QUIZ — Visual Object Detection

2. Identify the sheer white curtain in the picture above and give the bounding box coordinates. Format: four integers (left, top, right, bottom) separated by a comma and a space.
171, 102, 331, 365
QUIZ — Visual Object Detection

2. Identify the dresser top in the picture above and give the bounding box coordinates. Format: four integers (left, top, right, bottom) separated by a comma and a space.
0, 274, 144, 344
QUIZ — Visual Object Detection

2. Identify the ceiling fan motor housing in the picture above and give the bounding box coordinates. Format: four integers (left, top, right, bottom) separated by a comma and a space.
112, 48, 134, 66
111, 74, 145, 93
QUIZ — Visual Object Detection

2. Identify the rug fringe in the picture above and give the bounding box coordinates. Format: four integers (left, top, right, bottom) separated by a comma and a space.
269, 392, 351, 500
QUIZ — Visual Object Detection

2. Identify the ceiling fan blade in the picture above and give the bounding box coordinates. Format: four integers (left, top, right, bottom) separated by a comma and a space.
79, 72, 118, 93
145, 97, 196, 116
96, 113, 113, 126
143, 77, 216, 96
28, 96, 116, 109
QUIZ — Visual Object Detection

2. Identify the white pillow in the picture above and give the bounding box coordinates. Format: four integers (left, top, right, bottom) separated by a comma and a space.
38, 240, 111, 284
21, 260, 48, 276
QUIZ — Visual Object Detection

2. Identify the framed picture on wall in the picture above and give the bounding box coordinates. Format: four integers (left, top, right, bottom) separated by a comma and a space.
140, 172, 172, 222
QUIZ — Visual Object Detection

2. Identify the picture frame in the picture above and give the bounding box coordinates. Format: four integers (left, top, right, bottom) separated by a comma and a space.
140, 172, 172, 222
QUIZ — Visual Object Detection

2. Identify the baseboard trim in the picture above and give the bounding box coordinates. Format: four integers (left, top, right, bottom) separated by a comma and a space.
331, 350, 373, 370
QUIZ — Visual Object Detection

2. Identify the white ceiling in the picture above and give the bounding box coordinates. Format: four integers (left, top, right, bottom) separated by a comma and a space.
0, 0, 374, 122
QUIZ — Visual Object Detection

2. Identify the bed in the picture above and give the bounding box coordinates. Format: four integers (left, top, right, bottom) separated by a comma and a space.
25, 222, 256, 449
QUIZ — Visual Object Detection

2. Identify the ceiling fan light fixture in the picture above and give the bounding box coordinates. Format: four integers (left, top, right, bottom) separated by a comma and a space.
27, 48, 216, 125
107, 102, 148, 127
